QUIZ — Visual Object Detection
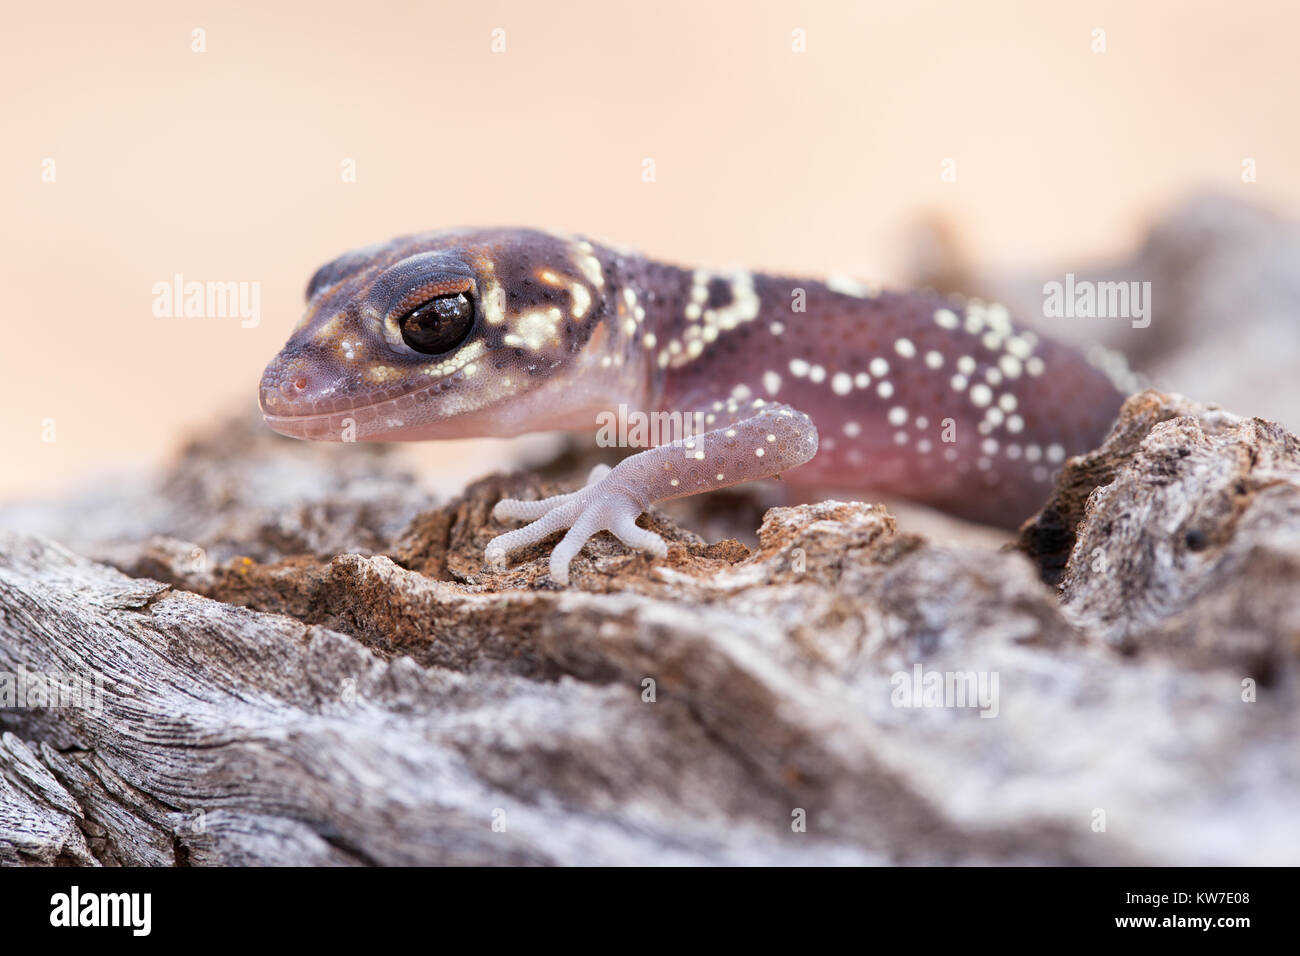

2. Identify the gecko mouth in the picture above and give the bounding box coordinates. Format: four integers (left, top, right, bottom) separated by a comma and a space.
258, 367, 449, 440
259, 373, 520, 442
260, 388, 473, 441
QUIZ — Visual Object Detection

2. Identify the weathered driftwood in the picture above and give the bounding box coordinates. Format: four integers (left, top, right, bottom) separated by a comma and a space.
2, 385, 1299, 865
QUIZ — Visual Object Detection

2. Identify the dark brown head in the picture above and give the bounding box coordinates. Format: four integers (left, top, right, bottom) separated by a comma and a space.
259, 228, 625, 441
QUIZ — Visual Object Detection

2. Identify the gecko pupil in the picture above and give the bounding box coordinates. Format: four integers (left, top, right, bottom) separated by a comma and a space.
399, 293, 475, 354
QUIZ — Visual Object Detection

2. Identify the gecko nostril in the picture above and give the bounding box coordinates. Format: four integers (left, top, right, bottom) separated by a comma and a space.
292, 376, 308, 391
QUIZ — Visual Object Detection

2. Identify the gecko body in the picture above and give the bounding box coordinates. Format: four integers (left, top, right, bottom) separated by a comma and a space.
260, 229, 1131, 582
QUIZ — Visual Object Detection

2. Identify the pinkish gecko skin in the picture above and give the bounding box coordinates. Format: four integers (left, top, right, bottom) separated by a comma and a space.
259, 228, 1131, 583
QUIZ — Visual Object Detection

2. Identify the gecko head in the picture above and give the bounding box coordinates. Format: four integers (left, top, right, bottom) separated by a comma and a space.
259, 228, 617, 442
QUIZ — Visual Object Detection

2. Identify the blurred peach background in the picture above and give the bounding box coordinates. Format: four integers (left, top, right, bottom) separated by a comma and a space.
3, 0, 1297, 500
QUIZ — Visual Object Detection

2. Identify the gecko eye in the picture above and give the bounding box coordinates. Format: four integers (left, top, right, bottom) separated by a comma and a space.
398, 292, 475, 354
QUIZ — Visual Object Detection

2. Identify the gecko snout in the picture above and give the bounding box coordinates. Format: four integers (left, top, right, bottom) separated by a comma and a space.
257, 345, 351, 420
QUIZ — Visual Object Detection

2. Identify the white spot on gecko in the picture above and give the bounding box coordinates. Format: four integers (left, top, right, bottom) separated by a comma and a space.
504, 307, 562, 350
573, 241, 605, 289
571, 283, 592, 319
827, 274, 877, 298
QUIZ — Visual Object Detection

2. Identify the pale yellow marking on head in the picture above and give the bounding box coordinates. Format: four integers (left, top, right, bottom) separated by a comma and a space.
572, 241, 605, 289
482, 278, 507, 325
571, 283, 591, 319
313, 313, 345, 341
417, 339, 485, 379
504, 307, 563, 351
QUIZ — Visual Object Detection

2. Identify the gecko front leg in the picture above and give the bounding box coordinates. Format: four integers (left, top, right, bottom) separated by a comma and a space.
486, 400, 819, 584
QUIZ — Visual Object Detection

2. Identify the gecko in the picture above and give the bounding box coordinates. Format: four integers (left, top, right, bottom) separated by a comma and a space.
259, 228, 1132, 584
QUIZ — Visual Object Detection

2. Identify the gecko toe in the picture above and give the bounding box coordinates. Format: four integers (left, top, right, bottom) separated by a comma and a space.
548, 510, 605, 585
493, 487, 587, 522
611, 513, 668, 557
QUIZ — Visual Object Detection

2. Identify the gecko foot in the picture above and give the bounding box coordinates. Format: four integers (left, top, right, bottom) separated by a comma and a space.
486, 464, 666, 585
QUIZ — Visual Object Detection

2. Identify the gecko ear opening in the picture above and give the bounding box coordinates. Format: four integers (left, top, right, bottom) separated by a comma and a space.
398, 292, 476, 354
